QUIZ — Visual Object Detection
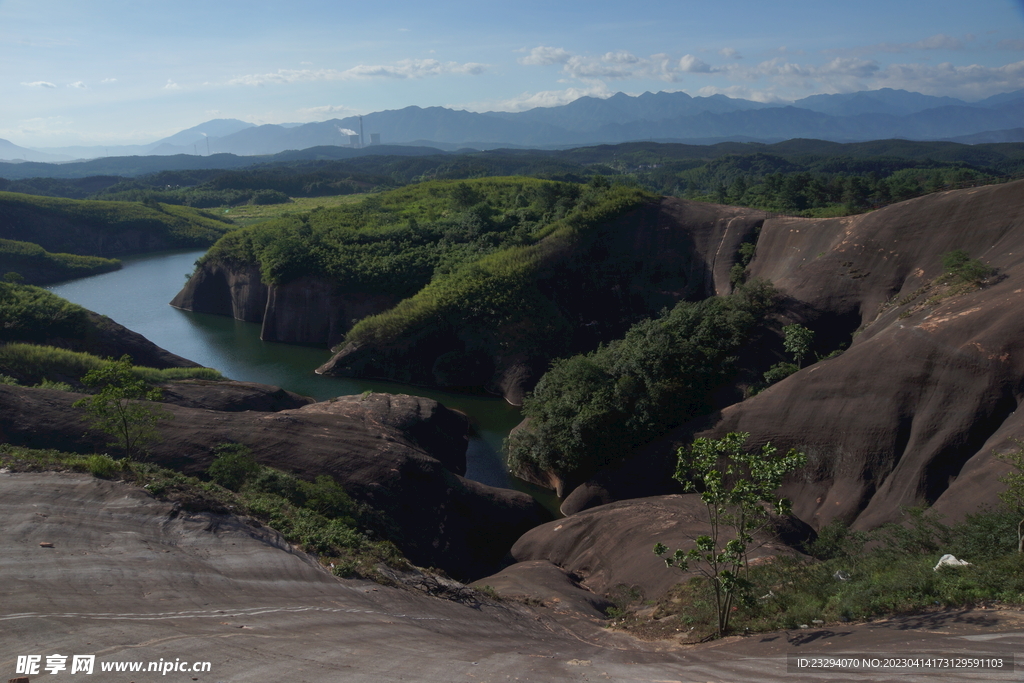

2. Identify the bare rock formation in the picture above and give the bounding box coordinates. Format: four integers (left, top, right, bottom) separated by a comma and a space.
478, 494, 810, 608
156, 379, 315, 412
561, 180, 1024, 533
0, 383, 546, 579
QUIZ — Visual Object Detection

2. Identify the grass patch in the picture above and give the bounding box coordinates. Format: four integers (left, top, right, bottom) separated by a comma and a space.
0, 443, 408, 580
0, 342, 222, 389
219, 194, 369, 227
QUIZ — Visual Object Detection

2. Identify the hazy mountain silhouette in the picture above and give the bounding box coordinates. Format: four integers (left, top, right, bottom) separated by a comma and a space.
12, 88, 1024, 161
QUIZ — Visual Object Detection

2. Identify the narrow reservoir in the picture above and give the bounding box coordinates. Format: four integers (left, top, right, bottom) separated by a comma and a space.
48, 249, 542, 498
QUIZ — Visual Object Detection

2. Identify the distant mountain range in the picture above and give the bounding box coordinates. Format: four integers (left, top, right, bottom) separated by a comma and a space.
4, 87, 1024, 162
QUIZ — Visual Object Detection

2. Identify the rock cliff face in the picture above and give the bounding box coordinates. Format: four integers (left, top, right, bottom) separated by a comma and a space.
558, 180, 1024, 533
170, 260, 268, 323
171, 263, 398, 348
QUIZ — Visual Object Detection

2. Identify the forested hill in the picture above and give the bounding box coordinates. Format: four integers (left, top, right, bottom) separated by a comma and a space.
2, 138, 1023, 219
0, 192, 234, 283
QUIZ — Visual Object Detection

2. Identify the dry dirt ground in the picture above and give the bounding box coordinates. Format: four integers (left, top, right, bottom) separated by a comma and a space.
3, 472, 1021, 683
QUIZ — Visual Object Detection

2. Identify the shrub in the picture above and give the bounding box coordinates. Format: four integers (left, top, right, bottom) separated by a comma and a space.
84, 454, 121, 478
762, 362, 798, 387
206, 443, 261, 491
940, 249, 996, 285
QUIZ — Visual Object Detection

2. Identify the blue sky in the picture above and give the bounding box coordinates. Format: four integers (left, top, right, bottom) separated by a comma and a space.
3, 0, 1024, 147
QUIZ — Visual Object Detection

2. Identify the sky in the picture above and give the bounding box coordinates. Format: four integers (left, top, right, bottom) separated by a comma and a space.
2, 0, 1024, 148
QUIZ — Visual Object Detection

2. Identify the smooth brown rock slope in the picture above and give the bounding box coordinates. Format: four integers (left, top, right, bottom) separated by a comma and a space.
560, 180, 1024, 533
0, 384, 547, 579
476, 494, 811, 614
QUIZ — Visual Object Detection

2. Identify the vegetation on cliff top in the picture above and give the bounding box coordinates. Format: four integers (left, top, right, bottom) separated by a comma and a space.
0, 343, 221, 391
197, 176, 652, 353
0, 191, 234, 259
0, 238, 121, 284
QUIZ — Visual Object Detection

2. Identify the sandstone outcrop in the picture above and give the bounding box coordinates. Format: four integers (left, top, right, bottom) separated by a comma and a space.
156, 379, 315, 412
559, 180, 1024, 533
0, 383, 546, 579
478, 494, 810, 608
170, 262, 399, 348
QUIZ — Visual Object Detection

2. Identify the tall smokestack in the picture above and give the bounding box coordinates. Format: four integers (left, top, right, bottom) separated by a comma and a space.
359, 116, 364, 148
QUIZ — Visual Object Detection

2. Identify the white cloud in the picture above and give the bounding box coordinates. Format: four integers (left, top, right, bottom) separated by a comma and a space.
679, 54, 712, 73
100, 77, 117, 84
164, 79, 181, 90
876, 59, 1024, 99
512, 43, 1024, 105
521, 47, 712, 82
22, 81, 56, 88
518, 46, 572, 66
229, 59, 486, 86
603, 50, 640, 65
68, 81, 86, 89
464, 83, 614, 112
696, 85, 788, 103
564, 55, 638, 79
999, 39, 1024, 51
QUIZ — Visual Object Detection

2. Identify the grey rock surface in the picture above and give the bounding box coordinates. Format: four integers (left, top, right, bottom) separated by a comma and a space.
2, 472, 1022, 682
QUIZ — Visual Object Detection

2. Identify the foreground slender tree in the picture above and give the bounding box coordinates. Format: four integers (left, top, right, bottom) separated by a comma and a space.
998, 440, 1024, 554
655, 432, 805, 638
73, 355, 169, 460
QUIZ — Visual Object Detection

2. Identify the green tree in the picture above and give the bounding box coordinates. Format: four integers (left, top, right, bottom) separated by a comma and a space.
73, 355, 169, 460
782, 323, 814, 368
654, 432, 806, 638
998, 440, 1024, 554
941, 249, 996, 285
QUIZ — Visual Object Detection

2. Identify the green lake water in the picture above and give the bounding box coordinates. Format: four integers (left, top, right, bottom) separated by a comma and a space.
48, 249, 556, 509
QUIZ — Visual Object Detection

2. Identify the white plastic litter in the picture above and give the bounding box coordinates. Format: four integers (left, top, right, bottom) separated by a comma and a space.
934, 553, 971, 571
